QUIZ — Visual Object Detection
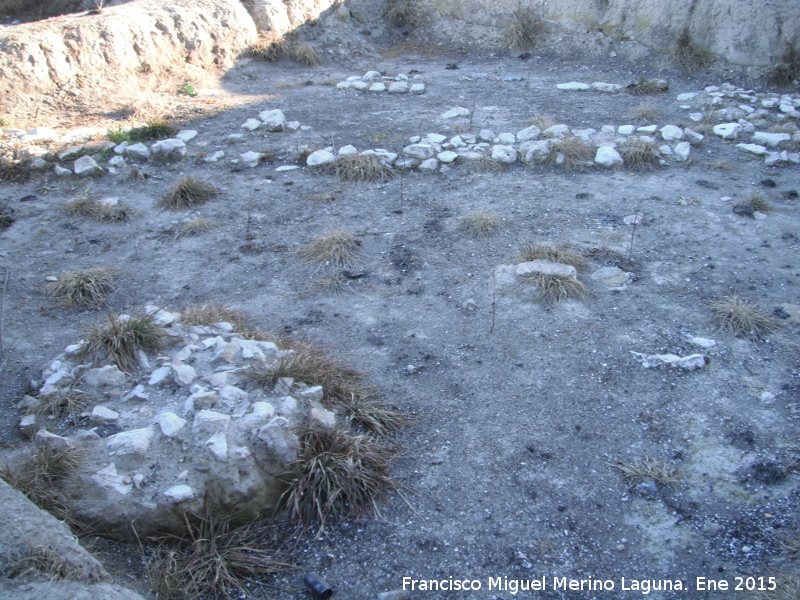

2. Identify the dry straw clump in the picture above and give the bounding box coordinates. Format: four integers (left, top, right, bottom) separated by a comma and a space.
181, 303, 251, 331
611, 455, 681, 487
33, 386, 90, 423
626, 76, 669, 96
144, 504, 294, 600
246, 335, 407, 435
249, 35, 321, 66
461, 211, 501, 238
672, 31, 712, 74
529, 114, 558, 130
627, 103, 661, 125
517, 242, 586, 269
0, 204, 15, 229
384, 0, 427, 28
550, 136, 593, 170
82, 312, 166, 369
295, 229, 361, 269
748, 574, 800, 600
766, 40, 800, 87
522, 272, 587, 303
158, 177, 219, 210
177, 217, 217, 238
311, 272, 353, 295
508, 7, 544, 50
128, 118, 177, 142
64, 192, 136, 222
619, 138, 663, 170
279, 426, 398, 530
46, 268, 116, 308
710, 294, 778, 339
316, 154, 396, 182
0, 444, 85, 528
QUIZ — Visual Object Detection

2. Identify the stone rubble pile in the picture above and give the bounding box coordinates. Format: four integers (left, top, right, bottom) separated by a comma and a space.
674, 82, 800, 166
304, 117, 699, 173
4, 80, 797, 181
335, 70, 426, 94
15, 306, 337, 540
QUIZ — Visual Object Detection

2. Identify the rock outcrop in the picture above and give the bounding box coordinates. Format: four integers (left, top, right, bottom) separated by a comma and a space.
0, 0, 257, 117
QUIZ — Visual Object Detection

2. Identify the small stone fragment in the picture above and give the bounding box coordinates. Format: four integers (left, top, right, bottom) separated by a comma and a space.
157, 412, 187, 437
83, 365, 127, 387
590, 266, 630, 287
105, 427, 154, 455
90, 406, 120, 425
163, 484, 194, 503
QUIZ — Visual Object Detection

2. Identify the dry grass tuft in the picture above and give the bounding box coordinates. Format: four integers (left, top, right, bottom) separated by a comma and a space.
470, 153, 507, 173
549, 136, 593, 170
748, 574, 800, 600
177, 217, 217, 238
248, 34, 282, 62
508, 7, 544, 50
711, 294, 779, 339
529, 114, 557, 130
46, 268, 116, 308
158, 177, 219, 210
627, 103, 661, 125
245, 332, 408, 436
461, 211, 501, 238
619, 138, 663, 170
295, 229, 361, 269
522, 272, 587, 302
249, 35, 322, 65
279, 427, 397, 530
316, 154, 396, 182
672, 30, 712, 74
181, 303, 250, 332
626, 76, 669, 96
82, 312, 165, 369
129, 119, 177, 143
0, 161, 33, 183
0, 204, 15, 230
335, 395, 410, 437
517, 242, 586, 269
611, 455, 680, 487
246, 336, 370, 406
766, 40, 800, 87
126, 165, 148, 183
289, 42, 322, 66
0, 445, 85, 528
144, 506, 294, 600
6, 547, 86, 581
64, 192, 136, 222
311, 273, 353, 295
33, 386, 90, 423
384, 0, 426, 28
746, 193, 771, 212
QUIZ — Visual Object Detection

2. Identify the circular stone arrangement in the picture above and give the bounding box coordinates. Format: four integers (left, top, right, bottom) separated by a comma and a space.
16, 306, 338, 540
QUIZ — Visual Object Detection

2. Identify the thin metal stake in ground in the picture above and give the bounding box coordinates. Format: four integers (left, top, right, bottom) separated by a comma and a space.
0, 266, 8, 352
399, 154, 405, 205
489, 272, 497, 334
469, 97, 477, 131
245, 185, 255, 241
627, 209, 639, 261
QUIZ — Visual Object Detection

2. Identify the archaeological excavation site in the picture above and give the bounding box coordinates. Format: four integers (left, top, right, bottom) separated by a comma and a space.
0, 0, 799, 598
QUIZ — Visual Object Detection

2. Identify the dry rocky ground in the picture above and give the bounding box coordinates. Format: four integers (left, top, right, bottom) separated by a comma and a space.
1, 19, 800, 600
